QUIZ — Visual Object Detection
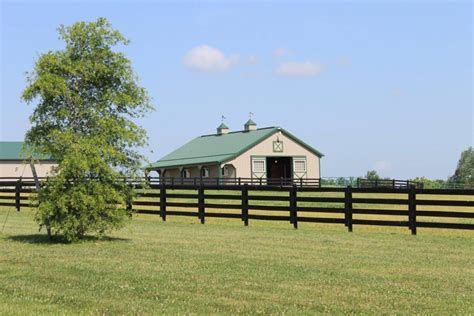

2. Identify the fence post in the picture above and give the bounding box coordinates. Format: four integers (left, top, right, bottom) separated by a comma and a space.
242, 184, 249, 226
198, 184, 205, 224
126, 190, 132, 217
160, 182, 167, 221
409, 185, 417, 235
15, 179, 21, 212
290, 185, 298, 229
344, 186, 353, 232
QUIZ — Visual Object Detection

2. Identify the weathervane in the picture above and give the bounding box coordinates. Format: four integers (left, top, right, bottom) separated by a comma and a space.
221, 115, 226, 123
248, 112, 254, 119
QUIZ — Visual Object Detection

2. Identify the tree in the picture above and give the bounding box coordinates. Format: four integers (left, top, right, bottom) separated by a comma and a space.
410, 177, 446, 189
22, 18, 153, 241
365, 170, 380, 180
448, 147, 474, 185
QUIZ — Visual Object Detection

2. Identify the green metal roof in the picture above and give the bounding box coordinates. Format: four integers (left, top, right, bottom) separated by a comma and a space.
217, 123, 229, 129
0, 141, 52, 161
148, 127, 323, 169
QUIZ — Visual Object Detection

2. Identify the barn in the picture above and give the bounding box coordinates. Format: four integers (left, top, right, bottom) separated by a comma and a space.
148, 120, 323, 184
0, 141, 56, 178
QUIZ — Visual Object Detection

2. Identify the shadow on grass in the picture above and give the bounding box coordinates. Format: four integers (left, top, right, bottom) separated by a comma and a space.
6, 234, 131, 245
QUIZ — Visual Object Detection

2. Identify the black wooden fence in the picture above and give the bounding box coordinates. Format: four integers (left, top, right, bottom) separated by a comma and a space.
152, 177, 423, 189
0, 176, 424, 189
1, 178, 473, 235
356, 178, 424, 189
0, 180, 39, 210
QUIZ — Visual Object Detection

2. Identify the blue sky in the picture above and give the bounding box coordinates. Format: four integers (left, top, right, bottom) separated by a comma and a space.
1, 1, 472, 179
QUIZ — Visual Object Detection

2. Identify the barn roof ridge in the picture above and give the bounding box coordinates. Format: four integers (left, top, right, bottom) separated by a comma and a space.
200, 126, 276, 138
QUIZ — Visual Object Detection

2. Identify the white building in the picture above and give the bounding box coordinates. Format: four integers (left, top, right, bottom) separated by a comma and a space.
0, 142, 56, 178
148, 120, 324, 183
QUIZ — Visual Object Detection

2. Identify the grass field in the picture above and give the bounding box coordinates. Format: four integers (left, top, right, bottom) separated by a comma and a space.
0, 205, 473, 315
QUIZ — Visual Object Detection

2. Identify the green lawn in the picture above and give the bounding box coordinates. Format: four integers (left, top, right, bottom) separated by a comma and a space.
0, 207, 473, 315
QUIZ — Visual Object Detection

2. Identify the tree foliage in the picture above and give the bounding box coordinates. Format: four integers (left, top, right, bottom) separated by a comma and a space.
365, 170, 380, 180
448, 147, 474, 185
410, 177, 446, 189
22, 18, 153, 241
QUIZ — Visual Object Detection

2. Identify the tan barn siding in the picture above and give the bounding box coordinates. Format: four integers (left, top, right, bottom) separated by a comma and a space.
0, 161, 57, 178
224, 130, 320, 179
162, 164, 220, 178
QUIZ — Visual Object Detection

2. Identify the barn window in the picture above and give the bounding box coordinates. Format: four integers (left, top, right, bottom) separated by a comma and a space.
181, 169, 191, 178
293, 159, 307, 173
223, 166, 229, 177
273, 141, 283, 152
252, 159, 265, 173
201, 168, 209, 178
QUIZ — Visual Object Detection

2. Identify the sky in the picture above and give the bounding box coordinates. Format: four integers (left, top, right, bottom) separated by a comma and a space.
0, 0, 472, 179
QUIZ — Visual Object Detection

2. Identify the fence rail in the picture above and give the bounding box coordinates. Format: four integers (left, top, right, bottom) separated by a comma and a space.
150, 177, 424, 189
356, 178, 424, 189
3, 176, 473, 189
0, 176, 429, 189
1, 178, 473, 234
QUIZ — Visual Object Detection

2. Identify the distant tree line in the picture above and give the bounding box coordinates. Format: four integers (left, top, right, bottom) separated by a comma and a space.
363, 147, 473, 189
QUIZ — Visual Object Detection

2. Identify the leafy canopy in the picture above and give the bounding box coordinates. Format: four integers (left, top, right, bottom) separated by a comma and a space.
449, 147, 474, 185
410, 177, 446, 189
22, 18, 153, 241
365, 170, 380, 180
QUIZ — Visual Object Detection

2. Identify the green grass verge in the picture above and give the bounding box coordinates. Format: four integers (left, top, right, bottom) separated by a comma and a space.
0, 207, 473, 315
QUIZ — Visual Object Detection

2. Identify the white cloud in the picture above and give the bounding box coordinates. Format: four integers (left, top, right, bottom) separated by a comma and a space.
373, 161, 393, 174
275, 61, 323, 77
273, 48, 289, 58
183, 45, 239, 72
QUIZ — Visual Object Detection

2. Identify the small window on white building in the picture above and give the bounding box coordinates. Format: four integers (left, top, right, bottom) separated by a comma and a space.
223, 165, 236, 177
252, 159, 266, 173
181, 169, 191, 178
293, 159, 307, 173
201, 167, 209, 178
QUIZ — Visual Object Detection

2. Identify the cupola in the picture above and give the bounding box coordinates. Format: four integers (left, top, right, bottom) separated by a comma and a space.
244, 119, 257, 131
217, 122, 229, 135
